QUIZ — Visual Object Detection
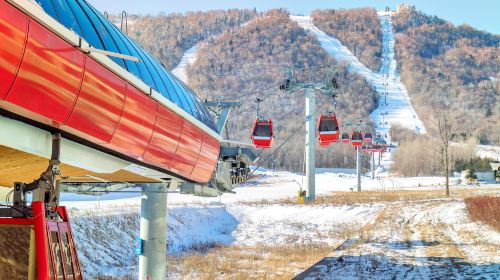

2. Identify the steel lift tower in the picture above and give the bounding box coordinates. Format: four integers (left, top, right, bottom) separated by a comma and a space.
280, 68, 340, 201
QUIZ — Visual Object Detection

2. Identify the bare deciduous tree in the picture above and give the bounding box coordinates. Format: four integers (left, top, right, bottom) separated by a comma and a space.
431, 109, 462, 196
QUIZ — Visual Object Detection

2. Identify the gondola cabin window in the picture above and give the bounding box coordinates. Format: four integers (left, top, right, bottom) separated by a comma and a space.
254, 123, 272, 137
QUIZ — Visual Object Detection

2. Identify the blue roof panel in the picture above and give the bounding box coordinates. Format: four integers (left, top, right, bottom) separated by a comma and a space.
35, 0, 217, 132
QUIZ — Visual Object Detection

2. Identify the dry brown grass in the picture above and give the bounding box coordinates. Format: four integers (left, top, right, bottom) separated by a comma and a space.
465, 196, 500, 231
261, 188, 500, 206
167, 244, 336, 279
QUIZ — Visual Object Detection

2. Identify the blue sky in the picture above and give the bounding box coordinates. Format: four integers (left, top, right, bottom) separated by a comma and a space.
87, 0, 500, 34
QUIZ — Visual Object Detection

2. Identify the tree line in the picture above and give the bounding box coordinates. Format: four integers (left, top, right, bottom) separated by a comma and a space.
117, 9, 257, 69
311, 8, 382, 72
393, 9, 500, 145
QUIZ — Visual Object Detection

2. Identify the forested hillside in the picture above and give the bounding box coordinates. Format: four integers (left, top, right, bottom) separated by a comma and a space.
311, 8, 382, 71
393, 9, 500, 145
188, 9, 377, 171
119, 9, 256, 69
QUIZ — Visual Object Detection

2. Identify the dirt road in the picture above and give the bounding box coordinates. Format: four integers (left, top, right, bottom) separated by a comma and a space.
295, 199, 500, 279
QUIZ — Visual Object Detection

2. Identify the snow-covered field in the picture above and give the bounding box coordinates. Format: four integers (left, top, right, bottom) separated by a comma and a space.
65, 169, 399, 278
61, 167, 500, 279
64, 170, 432, 275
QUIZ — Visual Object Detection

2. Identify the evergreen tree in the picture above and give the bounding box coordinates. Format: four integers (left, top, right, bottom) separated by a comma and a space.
465, 168, 478, 184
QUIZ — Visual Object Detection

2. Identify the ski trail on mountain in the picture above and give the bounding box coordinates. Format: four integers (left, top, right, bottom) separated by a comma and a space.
290, 13, 426, 144
172, 20, 254, 84
172, 45, 199, 84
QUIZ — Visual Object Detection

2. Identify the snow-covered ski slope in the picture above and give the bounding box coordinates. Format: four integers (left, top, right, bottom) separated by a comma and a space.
291, 13, 426, 143
171, 45, 199, 84
171, 19, 254, 83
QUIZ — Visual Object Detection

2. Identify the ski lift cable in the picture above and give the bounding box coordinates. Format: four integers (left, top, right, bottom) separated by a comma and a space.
240, 100, 331, 183
211, 65, 331, 103
228, 87, 285, 119
233, 75, 342, 120
217, 80, 285, 103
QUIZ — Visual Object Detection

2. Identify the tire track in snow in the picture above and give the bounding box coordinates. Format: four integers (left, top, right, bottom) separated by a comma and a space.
295, 200, 500, 279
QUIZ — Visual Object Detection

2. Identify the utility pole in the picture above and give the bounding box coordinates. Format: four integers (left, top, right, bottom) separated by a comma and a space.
139, 183, 168, 280
371, 152, 375, 179
356, 147, 361, 191
305, 87, 316, 201
344, 121, 370, 191
384, 81, 388, 106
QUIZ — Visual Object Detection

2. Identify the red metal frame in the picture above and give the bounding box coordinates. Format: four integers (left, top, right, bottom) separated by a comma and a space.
0, 1, 220, 183
251, 119, 273, 148
46, 208, 83, 280
0, 0, 28, 99
33, 201, 50, 280
0, 205, 83, 279
6, 20, 84, 125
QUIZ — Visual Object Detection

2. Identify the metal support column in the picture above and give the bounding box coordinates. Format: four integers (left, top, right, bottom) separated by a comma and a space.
356, 147, 361, 191
139, 183, 168, 280
371, 152, 375, 179
305, 88, 316, 201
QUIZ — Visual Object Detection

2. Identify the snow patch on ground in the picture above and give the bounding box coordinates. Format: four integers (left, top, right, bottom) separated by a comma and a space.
229, 204, 380, 247
476, 144, 500, 161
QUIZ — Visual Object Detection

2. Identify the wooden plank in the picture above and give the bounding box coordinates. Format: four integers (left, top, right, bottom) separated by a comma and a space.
0, 145, 159, 187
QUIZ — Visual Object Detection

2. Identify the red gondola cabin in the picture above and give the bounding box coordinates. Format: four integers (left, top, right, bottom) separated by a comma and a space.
341, 132, 350, 144
351, 131, 363, 147
0, 202, 82, 279
251, 119, 273, 148
364, 133, 373, 143
317, 114, 339, 144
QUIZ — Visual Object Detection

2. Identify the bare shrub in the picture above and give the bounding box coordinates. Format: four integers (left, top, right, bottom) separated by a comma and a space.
392, 135, 440, 176
389, 124, 418, 143
465, 196, 500, 231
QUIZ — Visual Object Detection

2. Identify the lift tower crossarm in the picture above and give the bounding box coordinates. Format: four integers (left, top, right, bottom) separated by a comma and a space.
204, 101, 241, 134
